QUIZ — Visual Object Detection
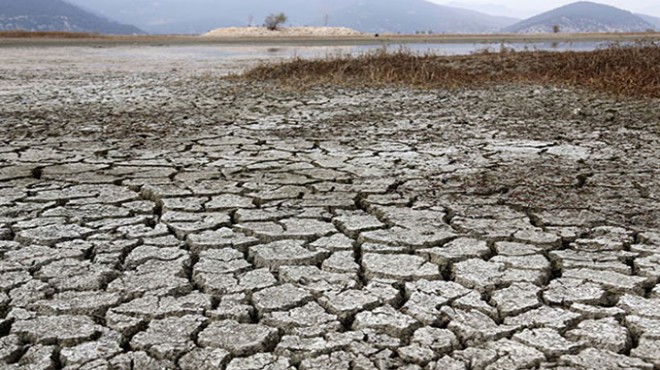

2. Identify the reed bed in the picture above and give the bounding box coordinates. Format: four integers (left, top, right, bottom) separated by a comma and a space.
242, 43, 660, 98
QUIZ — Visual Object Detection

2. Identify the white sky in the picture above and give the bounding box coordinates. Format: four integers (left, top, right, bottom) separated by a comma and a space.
428, 0, 660, 18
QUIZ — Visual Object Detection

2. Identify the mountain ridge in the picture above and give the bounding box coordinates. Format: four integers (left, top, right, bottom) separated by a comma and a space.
503, 1, 656, 33
66, 0, 519, 35
5, 0, 658, 36
327, 0, 519, 34
636, 13, 660, 29
0, 0, 144, 34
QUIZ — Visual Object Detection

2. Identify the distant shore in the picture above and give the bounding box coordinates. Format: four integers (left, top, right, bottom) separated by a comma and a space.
0, 30, 658, 48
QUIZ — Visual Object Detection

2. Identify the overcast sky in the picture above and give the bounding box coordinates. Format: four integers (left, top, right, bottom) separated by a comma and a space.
429, 0, 660, 18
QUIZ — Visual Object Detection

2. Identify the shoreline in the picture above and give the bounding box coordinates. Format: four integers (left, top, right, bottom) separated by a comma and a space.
0, 32, 658, 48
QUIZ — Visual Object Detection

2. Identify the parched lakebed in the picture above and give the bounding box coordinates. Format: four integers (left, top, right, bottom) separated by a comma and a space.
0, 45, 659, 370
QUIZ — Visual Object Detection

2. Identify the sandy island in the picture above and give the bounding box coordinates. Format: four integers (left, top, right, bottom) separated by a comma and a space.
203, 26, 364, 38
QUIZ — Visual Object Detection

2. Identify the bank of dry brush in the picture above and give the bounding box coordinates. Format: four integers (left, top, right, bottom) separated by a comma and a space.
242, 43, 660, 98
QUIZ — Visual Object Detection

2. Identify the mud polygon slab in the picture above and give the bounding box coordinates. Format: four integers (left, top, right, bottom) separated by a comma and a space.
362, 253, 440, 282
252, 284, 314, 314
250, 240, 327, 271
130, 315, 207, 359
11, 315, 102, 346
198, 320, 279, 356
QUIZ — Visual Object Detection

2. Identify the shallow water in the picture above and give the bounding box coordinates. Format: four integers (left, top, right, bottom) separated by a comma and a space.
105, 40, 609, 60
0, 41, 614, 78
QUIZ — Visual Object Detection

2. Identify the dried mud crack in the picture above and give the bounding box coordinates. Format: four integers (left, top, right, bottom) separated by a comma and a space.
0, 46, 658, 370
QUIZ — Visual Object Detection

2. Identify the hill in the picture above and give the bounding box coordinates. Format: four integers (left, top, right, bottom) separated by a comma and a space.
636, 13, 660, 29
66, 0, 519, 35
0, 0, 144, 34
503, 1, 656, 33
323, 0, 519, 34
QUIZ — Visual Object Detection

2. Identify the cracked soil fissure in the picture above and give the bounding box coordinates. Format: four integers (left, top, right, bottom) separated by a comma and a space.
0, 45, 659, 370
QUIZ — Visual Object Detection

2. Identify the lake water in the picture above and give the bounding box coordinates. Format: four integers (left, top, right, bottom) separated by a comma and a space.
147, 41, 610, 60
0, 40, 615, 77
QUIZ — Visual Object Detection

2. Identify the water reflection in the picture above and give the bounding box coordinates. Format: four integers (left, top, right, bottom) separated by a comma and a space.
236, 41, 604, 58
77, 41, 614, 75
101, 41, 612, 64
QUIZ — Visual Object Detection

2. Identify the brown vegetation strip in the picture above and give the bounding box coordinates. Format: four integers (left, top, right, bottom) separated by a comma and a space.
241, 43, 660, 98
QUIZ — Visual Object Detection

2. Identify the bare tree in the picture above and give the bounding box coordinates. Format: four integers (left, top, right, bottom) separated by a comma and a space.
264, 13, 287, 31
552, 25, 560, 33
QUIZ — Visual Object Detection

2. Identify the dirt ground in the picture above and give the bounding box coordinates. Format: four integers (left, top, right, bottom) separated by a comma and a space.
0, 44, 658, 369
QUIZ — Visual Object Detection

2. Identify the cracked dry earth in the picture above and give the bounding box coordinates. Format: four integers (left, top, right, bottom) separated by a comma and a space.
0, 46, 659, 370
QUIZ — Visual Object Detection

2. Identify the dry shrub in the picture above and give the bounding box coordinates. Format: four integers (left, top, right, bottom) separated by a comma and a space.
242, 43, 660, 98
0, 30, 103, 38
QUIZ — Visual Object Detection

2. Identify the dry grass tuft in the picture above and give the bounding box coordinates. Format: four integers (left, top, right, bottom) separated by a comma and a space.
241, 43, 660, 98
0, 30, 104, 39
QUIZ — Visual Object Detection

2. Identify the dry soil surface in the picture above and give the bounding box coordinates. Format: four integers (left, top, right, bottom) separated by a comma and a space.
0, 45, 659, 370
